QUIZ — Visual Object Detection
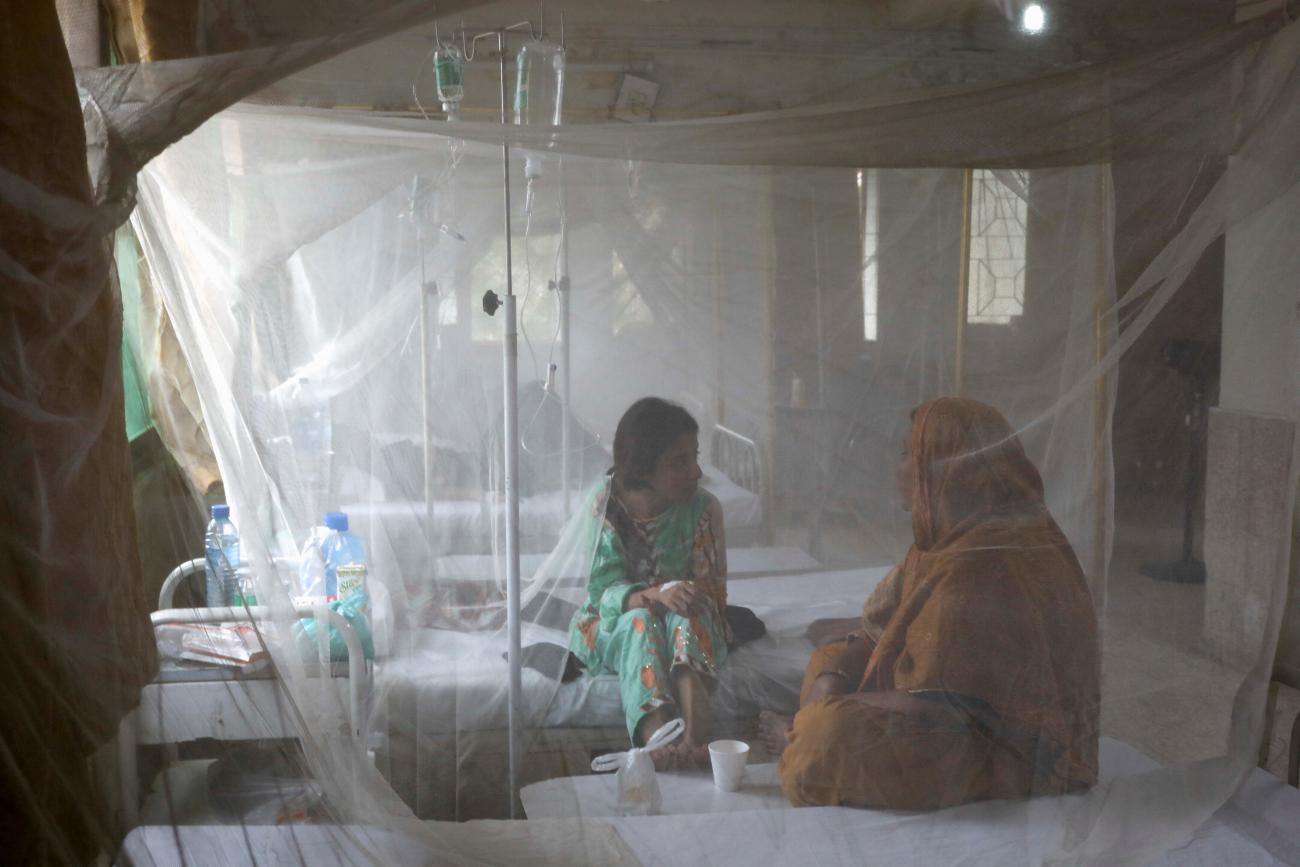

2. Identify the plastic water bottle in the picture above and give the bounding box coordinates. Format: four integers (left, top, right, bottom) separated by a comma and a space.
205, 504, 240, 607
320, 511, 368, 611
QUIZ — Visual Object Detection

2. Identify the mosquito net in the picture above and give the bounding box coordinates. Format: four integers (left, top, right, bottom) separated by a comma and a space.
5, 1, 1300, 864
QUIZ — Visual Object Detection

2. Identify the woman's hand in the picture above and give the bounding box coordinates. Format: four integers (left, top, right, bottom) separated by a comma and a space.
806, 671, 855, 705
805, 617, 860, 648
657, 581, 704, 617
800, 637, 873, 709
625, 587, 657, 611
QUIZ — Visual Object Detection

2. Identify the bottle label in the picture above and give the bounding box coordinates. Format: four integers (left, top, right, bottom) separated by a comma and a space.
337, 564, 368, 611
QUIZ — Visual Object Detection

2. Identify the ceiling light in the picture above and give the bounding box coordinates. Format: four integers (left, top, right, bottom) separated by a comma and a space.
1022, 3, 1046, 34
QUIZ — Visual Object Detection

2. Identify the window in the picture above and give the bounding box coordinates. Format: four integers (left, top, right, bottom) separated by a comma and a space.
858, 168, 879, 341
610, 250, 655, 335
437, 293, 458, 326
966, 169, 1029, 324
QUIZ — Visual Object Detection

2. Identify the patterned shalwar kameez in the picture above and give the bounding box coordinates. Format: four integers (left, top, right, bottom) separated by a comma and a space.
567, 481, 731, 742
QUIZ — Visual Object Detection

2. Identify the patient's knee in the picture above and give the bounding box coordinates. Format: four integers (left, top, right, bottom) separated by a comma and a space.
778, 697, 890, 808
616, 608, 661, 637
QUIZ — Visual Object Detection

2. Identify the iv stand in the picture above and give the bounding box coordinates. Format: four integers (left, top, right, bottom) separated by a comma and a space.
559, 158, 572, 516
463, 14, 545, 820
415, 184, 438, 594
557, 15, 571, 517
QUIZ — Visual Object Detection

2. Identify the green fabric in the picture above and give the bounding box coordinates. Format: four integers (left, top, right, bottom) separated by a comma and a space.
590, 606, 727, 741
591, 542, 645, 624
293, 593, 375, 661
578, 480, 706, 623
121, 339, 152, 442
115, 229, 153, 442
567, 479, 728, 741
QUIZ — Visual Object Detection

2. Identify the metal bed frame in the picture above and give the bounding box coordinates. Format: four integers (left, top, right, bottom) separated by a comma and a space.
120, 559, 372, 826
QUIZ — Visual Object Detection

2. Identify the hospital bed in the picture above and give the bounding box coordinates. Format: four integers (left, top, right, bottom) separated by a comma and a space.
122, 560, 373, 826
117, 739, 1300, 866
373, 561, 887, 820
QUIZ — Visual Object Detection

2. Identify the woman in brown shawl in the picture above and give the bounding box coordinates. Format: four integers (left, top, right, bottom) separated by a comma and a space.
760, 397, 1099, 809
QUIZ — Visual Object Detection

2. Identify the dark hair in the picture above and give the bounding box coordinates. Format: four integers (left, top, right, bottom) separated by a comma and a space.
612, 397, 699, 490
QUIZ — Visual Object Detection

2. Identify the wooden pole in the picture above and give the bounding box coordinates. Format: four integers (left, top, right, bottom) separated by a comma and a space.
955, 169, 974, 395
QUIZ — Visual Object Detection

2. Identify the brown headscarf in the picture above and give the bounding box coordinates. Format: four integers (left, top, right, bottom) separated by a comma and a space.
861, 397, 1100, 792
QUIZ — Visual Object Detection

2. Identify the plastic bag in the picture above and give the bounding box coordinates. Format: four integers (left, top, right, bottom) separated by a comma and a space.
590, 718, 684, 816
154, 622, 270, 669
292, 593, 375, 661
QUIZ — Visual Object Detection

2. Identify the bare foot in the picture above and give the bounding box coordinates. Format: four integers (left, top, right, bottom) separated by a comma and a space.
680, 743, 710, 770
649, 743, 689, 771
758, 710, 792, 757
650, 742, 711, 771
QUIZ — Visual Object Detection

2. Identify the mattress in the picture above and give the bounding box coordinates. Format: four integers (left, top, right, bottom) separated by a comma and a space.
376, 565, 891, 737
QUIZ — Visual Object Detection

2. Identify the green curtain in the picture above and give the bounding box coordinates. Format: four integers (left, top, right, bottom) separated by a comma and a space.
116, 228, 153, 441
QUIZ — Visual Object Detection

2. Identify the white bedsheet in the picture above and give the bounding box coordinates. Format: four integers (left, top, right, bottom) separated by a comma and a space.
118, 754, 1300, 866
522, 737, 1165, 818
610, 750, 1300, 867
377, 565, 890, 736
118, 818, 638, 866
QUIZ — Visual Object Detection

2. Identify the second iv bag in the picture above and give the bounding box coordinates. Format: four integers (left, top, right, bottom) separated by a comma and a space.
513, 39, 565, 126
514, 38, 565, 180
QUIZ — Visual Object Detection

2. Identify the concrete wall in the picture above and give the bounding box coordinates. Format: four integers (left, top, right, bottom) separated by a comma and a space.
1204, 165, 1300, 673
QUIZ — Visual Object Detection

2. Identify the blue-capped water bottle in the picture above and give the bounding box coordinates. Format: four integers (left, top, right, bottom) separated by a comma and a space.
321, 511, 367, 611
204, 504, 240, 607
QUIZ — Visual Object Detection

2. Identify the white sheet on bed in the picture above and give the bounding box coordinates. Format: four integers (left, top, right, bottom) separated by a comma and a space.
117, 817, 638, 866
118, 746, 1300, 867
525, 736, 1162, 819
377, 565, 890, 736
609, 749, 1300, 867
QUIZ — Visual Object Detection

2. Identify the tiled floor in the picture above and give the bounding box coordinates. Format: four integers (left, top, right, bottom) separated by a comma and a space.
1103, 532, 1228, 764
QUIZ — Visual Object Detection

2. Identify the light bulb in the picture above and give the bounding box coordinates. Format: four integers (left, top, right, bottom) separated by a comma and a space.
1022, 3, 1046, 34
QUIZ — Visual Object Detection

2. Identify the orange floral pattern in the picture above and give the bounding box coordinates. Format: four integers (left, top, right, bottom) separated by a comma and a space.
696, 618, 715, 664
578, 615, 599, 650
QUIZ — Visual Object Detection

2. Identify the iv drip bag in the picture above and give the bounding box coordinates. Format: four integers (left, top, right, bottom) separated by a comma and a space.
514, 38, 565, 180
433, 43, 465, 116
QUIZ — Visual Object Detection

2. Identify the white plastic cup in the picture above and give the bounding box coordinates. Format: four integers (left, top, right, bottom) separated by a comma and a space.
708, 739, 749, 792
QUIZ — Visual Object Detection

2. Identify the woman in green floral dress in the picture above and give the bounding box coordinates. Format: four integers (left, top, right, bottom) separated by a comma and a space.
568, 397, 731, 766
